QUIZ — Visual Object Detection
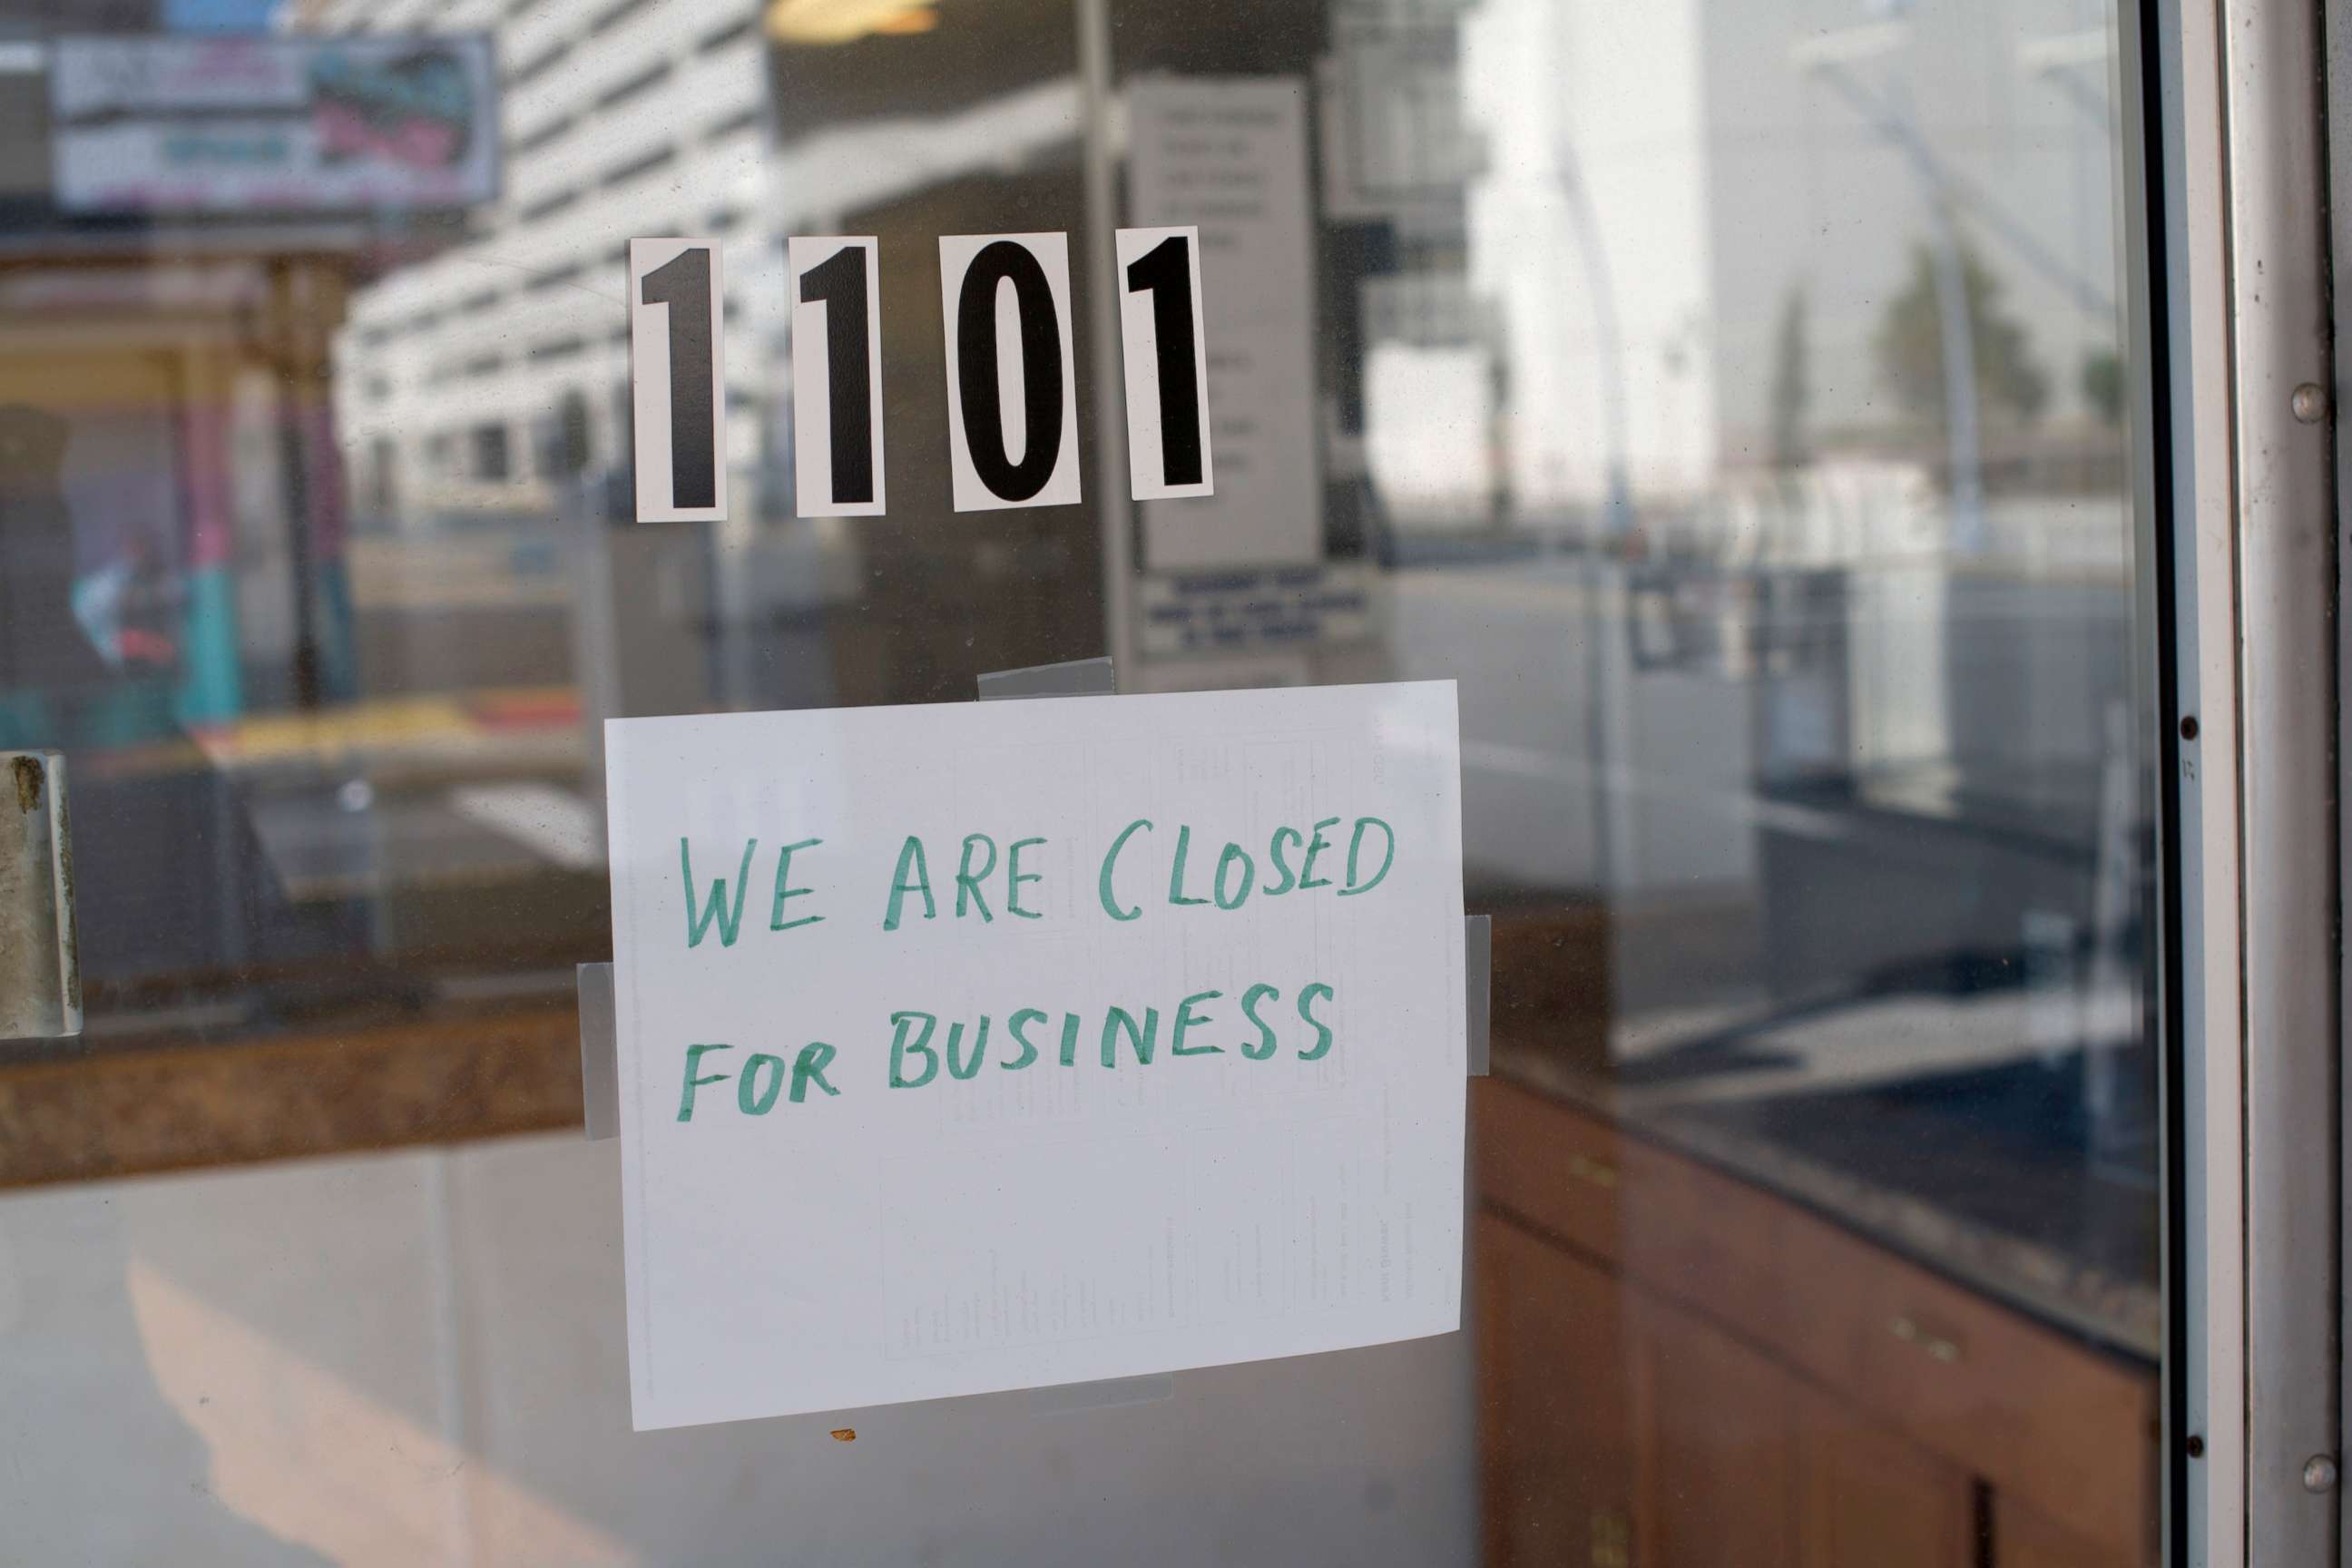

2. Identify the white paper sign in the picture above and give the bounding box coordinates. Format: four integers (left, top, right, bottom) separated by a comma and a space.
789, 236, 887, 518
1129, 79, 1321, 569
630, 238, 730, 524
605, 681, 1465, 1429
938, 232, 1083, 512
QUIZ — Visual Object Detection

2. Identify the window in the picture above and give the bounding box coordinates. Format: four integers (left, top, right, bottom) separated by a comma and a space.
0, 0, 2298, 1560
506, 39, 571, 88
470, 421, 510, 481
592, 61, 671, 113
515, 187, 579, 223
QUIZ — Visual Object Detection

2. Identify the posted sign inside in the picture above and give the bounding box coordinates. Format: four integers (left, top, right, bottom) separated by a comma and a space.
605, 681, 1466, 1428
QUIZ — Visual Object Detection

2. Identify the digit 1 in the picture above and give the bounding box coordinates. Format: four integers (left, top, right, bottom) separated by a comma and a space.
641, 245, 715, 509
799, 243, 873, 505
956, 239, 1064, 503
1124, 233, 1202, 486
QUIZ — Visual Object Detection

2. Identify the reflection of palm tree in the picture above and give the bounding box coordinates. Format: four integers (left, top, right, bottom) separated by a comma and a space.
1873, 242, 2052, 426
1787, 40, 1985, 552
1793, 18, 2117, 556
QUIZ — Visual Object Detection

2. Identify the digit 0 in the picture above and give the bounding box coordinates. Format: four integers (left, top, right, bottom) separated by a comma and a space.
939, 233, 1081, 512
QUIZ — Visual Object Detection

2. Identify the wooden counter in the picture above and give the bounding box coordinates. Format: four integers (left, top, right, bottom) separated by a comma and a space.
1476, 1077, 2159, 1568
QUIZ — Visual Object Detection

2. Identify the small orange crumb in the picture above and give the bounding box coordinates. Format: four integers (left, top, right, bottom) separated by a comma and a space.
829, 1428, 857, 1442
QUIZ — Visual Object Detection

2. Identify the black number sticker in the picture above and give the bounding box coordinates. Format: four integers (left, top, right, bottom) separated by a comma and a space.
937, 232, 1081, 511
789, 237, 886, 516
1116, 225, 1213, 498
628, 239, 727, 521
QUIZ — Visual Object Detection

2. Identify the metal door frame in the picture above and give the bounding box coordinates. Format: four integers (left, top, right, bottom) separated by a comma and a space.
2144, 0, 2343, 1562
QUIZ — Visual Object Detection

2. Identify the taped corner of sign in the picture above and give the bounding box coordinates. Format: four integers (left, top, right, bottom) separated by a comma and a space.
1464, 914, 1490, 1078
975, 656, 1117, 701
578, 960, 619, 1141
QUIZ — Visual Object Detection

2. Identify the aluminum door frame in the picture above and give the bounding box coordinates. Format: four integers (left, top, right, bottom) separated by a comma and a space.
2149, 0, 2343, 1563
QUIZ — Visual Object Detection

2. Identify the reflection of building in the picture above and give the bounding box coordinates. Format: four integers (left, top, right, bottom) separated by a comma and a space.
0, 23, 500, 725
1360, 0, 2123, 533
309, 0, 776, 524
1461, 0, 1716, 518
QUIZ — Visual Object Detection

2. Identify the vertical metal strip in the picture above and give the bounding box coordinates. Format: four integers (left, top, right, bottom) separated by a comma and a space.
2117, 8, 2189, 1554
2219, 0, 2342, 1557
2329, 0, 2352, 1550
1075, 0, 1134, 689
2149, 0, 2248, 1561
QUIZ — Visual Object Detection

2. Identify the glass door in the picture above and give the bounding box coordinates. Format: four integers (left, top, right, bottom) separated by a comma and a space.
0, 0, 2293, 1561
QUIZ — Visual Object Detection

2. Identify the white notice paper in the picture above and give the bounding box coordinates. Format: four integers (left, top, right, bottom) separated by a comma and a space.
605, 681, 1465, 1429
1129, 78, 1320, 569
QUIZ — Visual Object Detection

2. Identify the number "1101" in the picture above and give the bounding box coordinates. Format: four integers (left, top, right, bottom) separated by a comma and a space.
627, 230, 1212, 524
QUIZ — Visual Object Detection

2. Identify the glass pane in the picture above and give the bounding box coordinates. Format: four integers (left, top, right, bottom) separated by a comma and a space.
0, 0, 2157, 1562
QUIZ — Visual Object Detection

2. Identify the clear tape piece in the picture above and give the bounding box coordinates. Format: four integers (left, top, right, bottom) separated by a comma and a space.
579, 961, 619, 1142
975, 655, 1116, 701
1465, 914, 1491, 1077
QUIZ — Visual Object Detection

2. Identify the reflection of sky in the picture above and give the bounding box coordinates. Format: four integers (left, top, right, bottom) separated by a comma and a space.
1461, 0, 1715, 506
1440, 0, 2121, 507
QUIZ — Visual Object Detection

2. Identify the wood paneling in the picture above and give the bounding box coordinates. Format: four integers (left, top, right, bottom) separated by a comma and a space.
1630, 1291, 1800, 1568
1796, 1384, 1976, 1568
1479, 1211, 1635, 1568
1774, 1201, 2155, 1563
1474, 1077, 1623, 1264
1995, 1493, 2141, 1568
1474, 1079, 2160, 1568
